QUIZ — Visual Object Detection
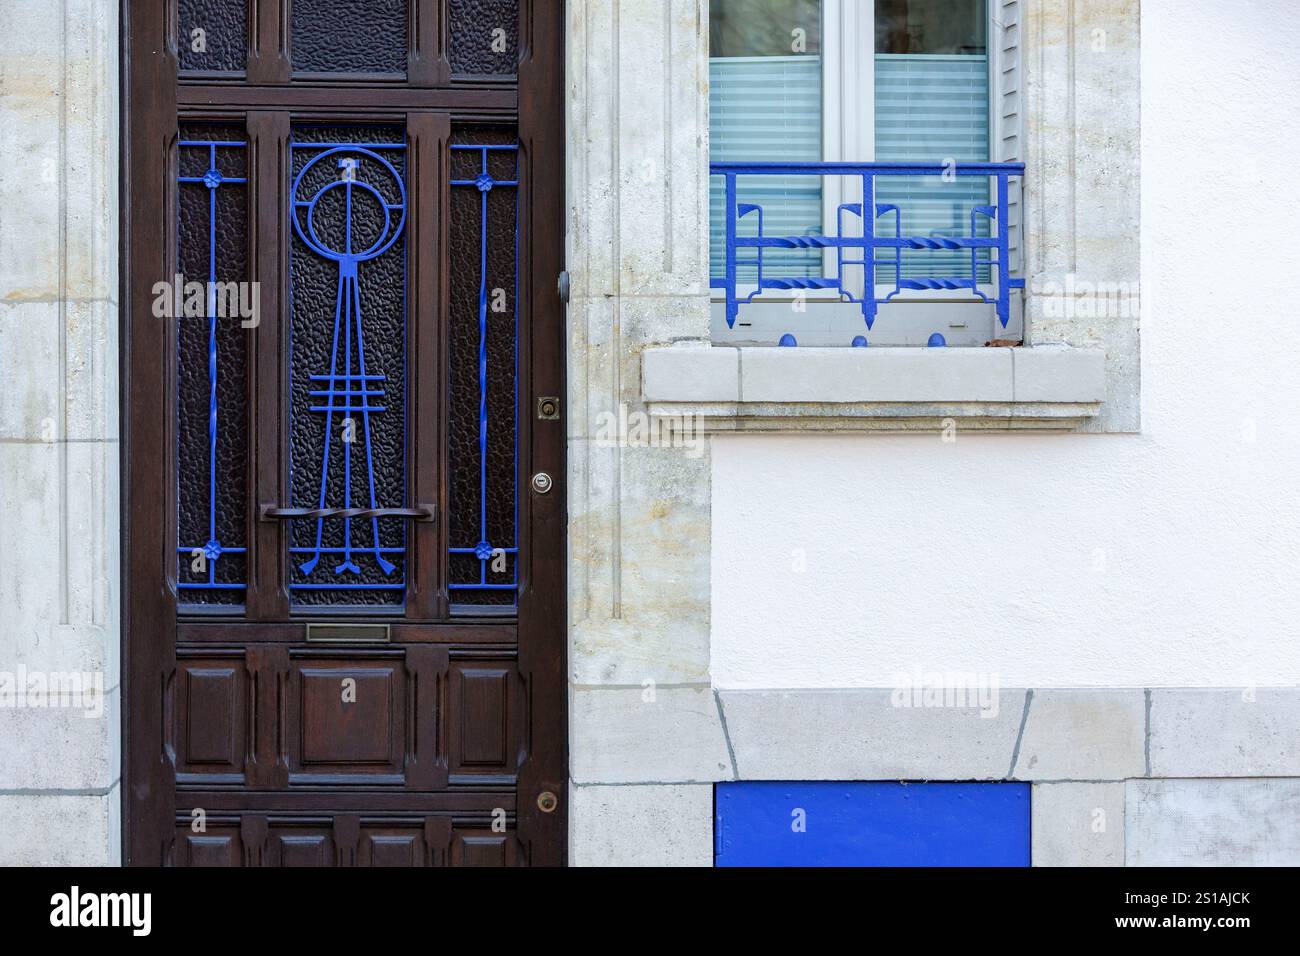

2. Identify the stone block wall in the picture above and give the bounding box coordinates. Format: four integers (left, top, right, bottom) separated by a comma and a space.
0, 0, 120, 864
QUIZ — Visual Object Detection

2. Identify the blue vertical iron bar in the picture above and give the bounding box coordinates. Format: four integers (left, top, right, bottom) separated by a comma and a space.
478, 149, 489, 584
300, 269, 345, 574
176, 138, 248, 593
206, 143, 218, 583
449, 144, 520, 600
725, 172, 737, 328
995, 170, 1021, 328
342, 172, 355, 571
352, 274, 395, 574
512, 150, 520, 601
863, 171, 877, 330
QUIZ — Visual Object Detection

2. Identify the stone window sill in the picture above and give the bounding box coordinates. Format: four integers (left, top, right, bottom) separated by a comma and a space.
642, 345, 1106, 432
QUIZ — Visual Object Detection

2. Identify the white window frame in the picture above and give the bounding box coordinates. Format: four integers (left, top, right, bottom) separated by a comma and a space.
714, 0, 1005, 308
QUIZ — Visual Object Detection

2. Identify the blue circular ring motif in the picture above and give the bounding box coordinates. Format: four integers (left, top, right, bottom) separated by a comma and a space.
291, 146, 407, 264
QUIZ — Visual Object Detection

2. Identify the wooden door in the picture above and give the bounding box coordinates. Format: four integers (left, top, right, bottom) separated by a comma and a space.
122, 0, 566, 866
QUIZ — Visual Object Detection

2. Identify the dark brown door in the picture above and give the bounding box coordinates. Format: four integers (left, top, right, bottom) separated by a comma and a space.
122, 0, 566, 866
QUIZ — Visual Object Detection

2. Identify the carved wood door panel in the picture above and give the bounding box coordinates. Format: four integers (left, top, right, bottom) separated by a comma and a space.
123, 0, 565, 866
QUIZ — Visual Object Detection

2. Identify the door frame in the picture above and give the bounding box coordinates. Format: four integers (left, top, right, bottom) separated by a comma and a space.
120, 0, 568, 865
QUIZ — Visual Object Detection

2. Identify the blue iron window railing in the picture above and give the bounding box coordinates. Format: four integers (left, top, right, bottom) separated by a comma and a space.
710, 161, 1025, 337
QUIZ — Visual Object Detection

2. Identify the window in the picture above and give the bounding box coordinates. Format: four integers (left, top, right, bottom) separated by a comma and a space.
709, 0, 1021, 346
709, 0, 824, 281
874, 0, 990, 283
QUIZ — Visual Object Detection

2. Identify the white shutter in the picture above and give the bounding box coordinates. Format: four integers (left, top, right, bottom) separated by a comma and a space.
994, 0, 1022, 278
709, 55, 823, 281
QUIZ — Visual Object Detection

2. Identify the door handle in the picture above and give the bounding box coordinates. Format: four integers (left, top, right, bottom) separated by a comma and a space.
259, 504, 436, 523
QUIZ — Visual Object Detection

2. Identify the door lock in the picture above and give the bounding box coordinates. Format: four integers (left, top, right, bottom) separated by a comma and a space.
537, 791, 558, 813
531, 472, 553, 494
537, 396, 560, 420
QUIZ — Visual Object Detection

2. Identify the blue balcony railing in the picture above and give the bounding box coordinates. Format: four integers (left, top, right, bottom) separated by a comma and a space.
710, 161, 1025, 333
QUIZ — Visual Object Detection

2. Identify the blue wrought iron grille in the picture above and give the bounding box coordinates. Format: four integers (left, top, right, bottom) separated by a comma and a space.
711, 161, 1025, 334
288, 127, 408, 607
448, 136, 519, 610
176, 130, 249, 603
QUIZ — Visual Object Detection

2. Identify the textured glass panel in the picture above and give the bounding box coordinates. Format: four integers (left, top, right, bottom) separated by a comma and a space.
289, 126, 407, 607
448, 0, 519, 74
448, 128, 518, 609
178, 0, 248, 73
176, 125, 249, 605
292, 0, 408, 75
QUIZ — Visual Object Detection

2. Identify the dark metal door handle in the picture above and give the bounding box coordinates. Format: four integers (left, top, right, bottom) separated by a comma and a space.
259, 504, 436, 523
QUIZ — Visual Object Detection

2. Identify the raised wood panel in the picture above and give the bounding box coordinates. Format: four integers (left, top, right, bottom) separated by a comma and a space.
175, 827, 244, 867
451, 829, 521, 867
175, 652, 249, 785
276, 832, 333, 867
297, 664, 400, 766
448, 658, 526, 782
174, 643, 511, 791
172, 813, 515, 867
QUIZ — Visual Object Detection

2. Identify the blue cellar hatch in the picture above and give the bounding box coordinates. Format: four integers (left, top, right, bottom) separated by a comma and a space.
715, 782, 1031, 867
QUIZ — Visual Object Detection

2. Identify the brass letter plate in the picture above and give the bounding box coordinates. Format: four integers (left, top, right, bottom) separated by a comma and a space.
305, 623, 391, 644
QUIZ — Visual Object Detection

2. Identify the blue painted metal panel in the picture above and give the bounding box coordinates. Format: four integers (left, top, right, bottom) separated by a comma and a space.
715, 782, 1030, 867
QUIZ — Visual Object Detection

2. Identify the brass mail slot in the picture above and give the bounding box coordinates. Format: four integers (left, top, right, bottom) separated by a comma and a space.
305, 623, 391, 644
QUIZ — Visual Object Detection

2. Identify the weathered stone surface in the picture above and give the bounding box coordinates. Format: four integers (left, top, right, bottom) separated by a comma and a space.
570, 686, 732, 784
0, 789, 118, 866
1013, 689, 1145, 780
0, 686, 118, 790
569, 783, 713, 866
0, 0, 118, 304
568, 435, 713, 686
1024, 0, 1141, 432
0, 0, 120, 866
1012, 347, 1106, 403
740, 347, 1014, 403
1127, 778, 1300, 866
642, 346, 1107, 427
717, 689, 1024, 780
566, 4, 714, 695
1149, 688, 1300, 777
642, 346, 739, 403
1032, 782, 1125, 866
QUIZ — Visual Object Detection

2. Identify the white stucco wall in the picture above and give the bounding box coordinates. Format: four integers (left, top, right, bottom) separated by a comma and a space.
712, 0, 1300, 689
